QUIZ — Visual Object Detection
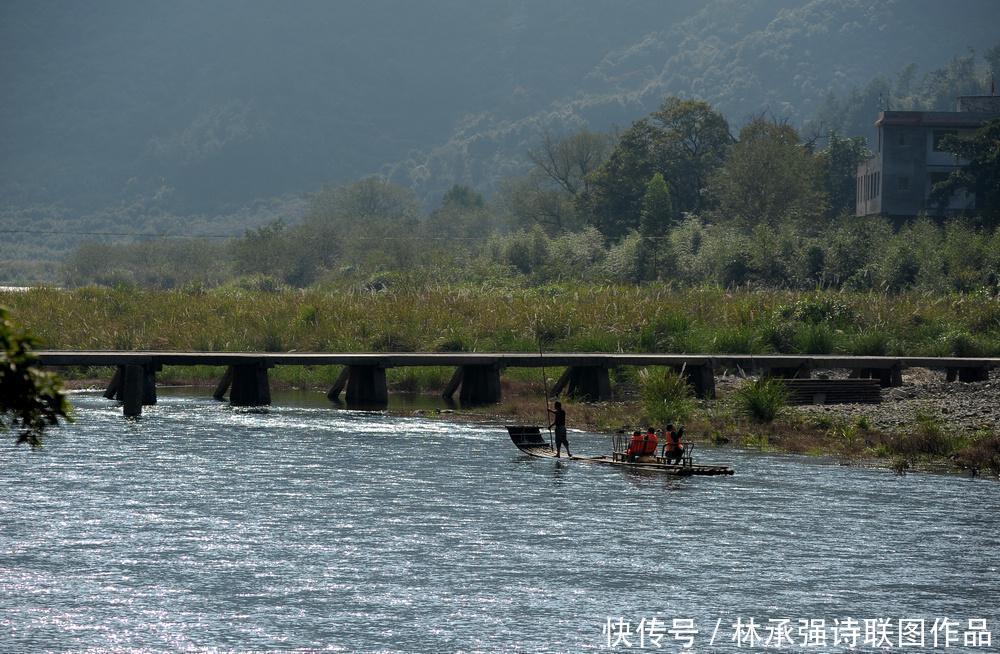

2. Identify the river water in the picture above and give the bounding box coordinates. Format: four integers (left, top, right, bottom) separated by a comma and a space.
2, 390, 998, 653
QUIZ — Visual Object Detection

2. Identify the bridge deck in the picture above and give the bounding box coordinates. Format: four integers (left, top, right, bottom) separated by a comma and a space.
34, 351, 1000, 370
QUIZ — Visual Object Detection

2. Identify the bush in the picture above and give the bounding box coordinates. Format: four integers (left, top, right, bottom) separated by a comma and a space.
761, 320, 798, 353
847, 330, 890, 356
711, 327, 760, 353
941, 330, 985, 357
778, 296, 854, 325
892, 412, 955, 457
794, 323, 836, 354
733, 377, 788, 422
638, 367, 696, 425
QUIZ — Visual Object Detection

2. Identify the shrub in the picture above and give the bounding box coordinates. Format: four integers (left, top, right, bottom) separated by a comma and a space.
941, 330, 985, 357
892, 412, 955, 457
369, 331, 419, 352
638, 314, 691, 352
733, 377, 788, 422
778, 296, 854, 326
741, 433, 771, 449
638, 367, 696, 425
953, 434, 1000, 476
711, 327, 760, 353
761, 320, 798, 353
847, 330, 890, 356
794, 323, 835, 354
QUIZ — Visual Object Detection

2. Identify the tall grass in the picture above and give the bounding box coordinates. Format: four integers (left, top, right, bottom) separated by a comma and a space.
638, 367, 696, 425
733, 377, 788, 422
3, 284, 999, 359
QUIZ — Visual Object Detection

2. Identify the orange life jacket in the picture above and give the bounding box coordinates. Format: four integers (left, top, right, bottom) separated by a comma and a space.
642, 432, 659, 456
626, 433, 644, 457
664, 431, 680, 452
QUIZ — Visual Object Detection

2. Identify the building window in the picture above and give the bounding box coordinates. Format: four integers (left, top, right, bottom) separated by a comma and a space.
933, 130, 957, 152
898, 176, 910, 191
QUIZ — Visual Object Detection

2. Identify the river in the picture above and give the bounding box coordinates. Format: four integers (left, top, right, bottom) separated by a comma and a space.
2, 390, 997, 653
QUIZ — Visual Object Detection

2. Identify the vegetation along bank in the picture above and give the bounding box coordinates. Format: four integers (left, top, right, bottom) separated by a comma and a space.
3, 284, 998, 477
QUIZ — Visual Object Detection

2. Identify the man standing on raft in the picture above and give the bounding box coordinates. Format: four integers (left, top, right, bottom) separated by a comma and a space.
548, 401, 571, 458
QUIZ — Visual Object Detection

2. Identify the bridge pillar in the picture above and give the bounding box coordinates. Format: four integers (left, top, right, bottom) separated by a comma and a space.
852, 366, 902, 388
143, 365, 158, 405
764, 363, 812, 379
326, 366, 351, 402
458, 364, 502, 406
563, 366, 611, 402
104, 366, 124, 400
549, 368, 573, 397
947, 366, 990, 383
676, 363, 716, 399
441, 367, 464, 400
229, 364, 271, 407
107, 364, 157, 415
122, 364, 145, 418
345, 365, 388, 408
213, 366, 234, 401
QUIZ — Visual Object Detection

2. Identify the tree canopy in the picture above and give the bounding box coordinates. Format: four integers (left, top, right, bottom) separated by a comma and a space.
580, 98, 731, 239
934, 118, 1000, 228
1, 307, 71, 446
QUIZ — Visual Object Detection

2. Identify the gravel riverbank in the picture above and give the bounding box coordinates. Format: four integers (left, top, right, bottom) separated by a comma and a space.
791, 367, 999, 434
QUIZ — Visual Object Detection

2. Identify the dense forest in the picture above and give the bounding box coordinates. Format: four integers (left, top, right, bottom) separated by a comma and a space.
1, 1, 999, 285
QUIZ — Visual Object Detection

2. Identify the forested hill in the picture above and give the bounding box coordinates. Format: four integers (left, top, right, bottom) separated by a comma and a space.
2, 0, 997, 219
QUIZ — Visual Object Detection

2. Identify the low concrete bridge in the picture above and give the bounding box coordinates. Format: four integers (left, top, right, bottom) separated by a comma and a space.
35, 350, 999, 418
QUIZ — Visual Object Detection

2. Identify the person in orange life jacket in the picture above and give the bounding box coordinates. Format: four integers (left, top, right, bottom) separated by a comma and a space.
663, 423, 684, 464
548, 401, 571, 457
642, 427, 659, 457
626, 430, 644, 461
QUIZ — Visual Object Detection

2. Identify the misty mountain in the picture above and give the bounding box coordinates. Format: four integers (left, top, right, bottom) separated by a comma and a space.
2, 0, 997, 222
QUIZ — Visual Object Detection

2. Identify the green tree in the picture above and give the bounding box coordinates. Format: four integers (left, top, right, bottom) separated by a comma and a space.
933, 118, 1000, 227
1, 307, 71, 446
304, 177, 422, 274
712, 117, 826, 229
581, 97, 731, 239
231, 220, 325, 287
818, 131, 870, 218
648, 97, 733, 214
425, 185, 495, 238
639, 172, 675, 237
499, 174, 581, 234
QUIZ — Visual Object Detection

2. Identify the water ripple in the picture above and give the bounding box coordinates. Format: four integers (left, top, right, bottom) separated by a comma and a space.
2, 392, 998, 652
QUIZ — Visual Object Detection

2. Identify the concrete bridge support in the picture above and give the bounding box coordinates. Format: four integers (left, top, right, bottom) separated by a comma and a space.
675, 364, 716, 399
326, 366, 351, 402
548, 366, 612, 402
345, 365, 388, 408
104, 364, 159, 417
851, 365, 903, 388
946, 366, 990, 383
214, 364, 271, 407
763, 363, 812, 380
565, 366, 611, 402
457, 365, 502, 406
121, 365, 145, 418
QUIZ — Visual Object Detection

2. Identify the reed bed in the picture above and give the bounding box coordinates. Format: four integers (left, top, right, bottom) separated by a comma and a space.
2, 284, 998, 358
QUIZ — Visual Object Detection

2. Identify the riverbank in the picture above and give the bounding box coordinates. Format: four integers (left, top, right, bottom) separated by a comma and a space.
412, 368, 1000, 478
11, 283, 998, 475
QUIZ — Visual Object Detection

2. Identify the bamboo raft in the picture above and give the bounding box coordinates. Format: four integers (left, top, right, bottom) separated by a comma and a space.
506, 426, 734, 476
